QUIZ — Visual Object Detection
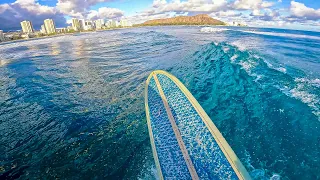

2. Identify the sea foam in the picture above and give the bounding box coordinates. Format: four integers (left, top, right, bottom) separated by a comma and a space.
240, 30, 320, 41
200, 27, 229, 33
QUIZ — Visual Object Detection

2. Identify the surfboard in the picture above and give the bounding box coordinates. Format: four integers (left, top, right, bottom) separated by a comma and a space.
145, 70, 251, 180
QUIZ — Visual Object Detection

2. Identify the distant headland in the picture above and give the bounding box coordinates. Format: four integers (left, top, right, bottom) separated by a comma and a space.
139, 14, 226, 26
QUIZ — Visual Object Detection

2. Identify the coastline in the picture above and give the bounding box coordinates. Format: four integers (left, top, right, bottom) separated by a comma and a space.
2, 25, 319, 46
0, 33, 67, 45
0, 27, 137, 45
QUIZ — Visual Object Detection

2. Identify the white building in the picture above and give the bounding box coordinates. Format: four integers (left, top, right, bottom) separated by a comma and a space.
44, 19, 56, 34
56, 28, 67, 33
20, 20, 34, 33
40, 25, 46, 34
106, 20, 118, 28
120, 19, 133, 27
79, 19, 85, 30
115, 21, 121, 27
67, 26, 73, 32
72, 18, 81, 31
0, 30, 5, 41
84, 21, 94, 31
105, 20, 112, 28
94, 19, 105, 30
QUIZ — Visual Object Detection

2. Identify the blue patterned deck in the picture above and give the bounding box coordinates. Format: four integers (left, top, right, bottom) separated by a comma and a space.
145, 71, 250, 180
147, 77, 191, 179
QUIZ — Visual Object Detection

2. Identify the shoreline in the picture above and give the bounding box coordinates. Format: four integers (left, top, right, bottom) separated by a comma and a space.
0, 27, 137, 45
0, 33, 67, 45
1, 25, 319, 45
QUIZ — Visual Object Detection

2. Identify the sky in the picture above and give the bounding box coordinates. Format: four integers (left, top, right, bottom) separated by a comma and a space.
0, 0, 319, 31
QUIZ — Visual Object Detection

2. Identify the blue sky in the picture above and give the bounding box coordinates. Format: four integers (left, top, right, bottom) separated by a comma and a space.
0, 0, 319, 31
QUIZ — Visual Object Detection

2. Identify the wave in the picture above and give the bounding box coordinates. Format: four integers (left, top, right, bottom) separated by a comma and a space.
172, 41, 320, 178
295, 78, 320, 88
227, 42, 319, 119
289, 84, 320, 117
240, 30, 320, 41
200, 27, 229, 33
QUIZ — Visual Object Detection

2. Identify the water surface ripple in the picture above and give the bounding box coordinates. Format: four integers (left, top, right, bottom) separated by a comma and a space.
0, 27, 319, 179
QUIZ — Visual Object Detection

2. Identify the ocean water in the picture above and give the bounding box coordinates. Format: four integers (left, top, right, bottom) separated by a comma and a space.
0, 26, 319, 179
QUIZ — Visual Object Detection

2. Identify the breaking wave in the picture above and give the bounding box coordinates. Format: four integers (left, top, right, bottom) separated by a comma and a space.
200, 27, 229, 33
240, 30, 320, 40
171, 42, 320, 179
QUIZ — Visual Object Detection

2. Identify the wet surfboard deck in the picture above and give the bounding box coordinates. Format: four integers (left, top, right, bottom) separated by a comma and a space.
145, 70, 251, 180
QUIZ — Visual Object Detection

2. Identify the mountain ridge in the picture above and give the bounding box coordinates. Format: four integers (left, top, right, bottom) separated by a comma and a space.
140, 14, 226, 26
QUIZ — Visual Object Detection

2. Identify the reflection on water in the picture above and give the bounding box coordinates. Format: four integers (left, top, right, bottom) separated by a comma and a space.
0, 27, 319, 179
72, 40, 85, 57
51, 42, 60, 56
0, 59, 9, 66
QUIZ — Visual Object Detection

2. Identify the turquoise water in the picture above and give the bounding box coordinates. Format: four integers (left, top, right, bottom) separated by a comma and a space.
0, 26, 319, 179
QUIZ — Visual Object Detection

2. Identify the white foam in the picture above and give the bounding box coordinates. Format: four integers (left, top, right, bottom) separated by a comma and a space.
200, 27, 229, 33
230, 54, 238, 62
137, 165, 159, 180
270, 174, 281, 180
231, 41, 247, 51
241, 30, 320, 41
289, 84, 320, 119
238, 60, 257, 73
223, 46, 230, 52
263, 59, 287, 74
295, 78, 320, 88
275, 67, 287, 73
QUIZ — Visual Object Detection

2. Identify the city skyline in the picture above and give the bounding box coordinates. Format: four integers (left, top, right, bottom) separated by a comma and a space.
0, 0, 319, 31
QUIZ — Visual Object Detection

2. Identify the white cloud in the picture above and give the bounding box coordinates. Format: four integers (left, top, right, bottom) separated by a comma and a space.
233, 0, 274, 10
290, 1, 320, 20
148, 0, 228, 15
0, 0, 66, 30
56, 0, 113, 18
127, 0, 280, 26
126, 12, 172, 24
251, 9, 263, 16
0, 0, 320, 30
87, 7, 124, 20
211, 10, 242, 17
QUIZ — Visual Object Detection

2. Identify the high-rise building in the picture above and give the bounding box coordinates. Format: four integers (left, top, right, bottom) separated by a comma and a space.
105, 20, 112, 28
107, 20, 117, 28
120, 19, 132, 27
72, 18, 81, 31
40, 25, 47, 34
20, 20, 34, 33
56, 28, 67, 33
44, 19, 56, 34
94, 19, 104, 30
84, 21, 94, 31
79, 19, 85, 30
115, 21, 120, 27
0, 30, 5, 41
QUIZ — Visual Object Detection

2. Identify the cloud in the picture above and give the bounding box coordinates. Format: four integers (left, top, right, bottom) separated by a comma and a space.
289, 1, 320, 20
0, 0, 66, 30
148, 0, 229, 15
233, 0, 274, 10
0, 0, 320, 30
87, 7, 124, 20
212, 10, 242, 17
129, 0, 280, 26
56, 0, 113, 18
126, 12, 172, 24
